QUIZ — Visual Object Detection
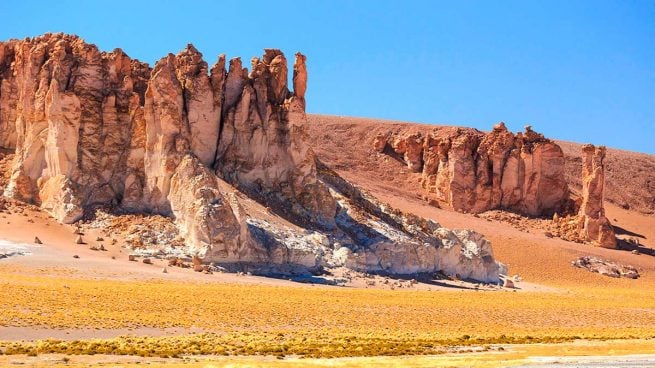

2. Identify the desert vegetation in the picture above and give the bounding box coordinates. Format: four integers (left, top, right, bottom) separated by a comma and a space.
1, 266, 654, 358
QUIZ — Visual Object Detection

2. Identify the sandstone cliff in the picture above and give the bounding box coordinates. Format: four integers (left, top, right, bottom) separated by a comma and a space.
375, 123, 570, 216
0, 33, 503, 282
373, 123, 619, 247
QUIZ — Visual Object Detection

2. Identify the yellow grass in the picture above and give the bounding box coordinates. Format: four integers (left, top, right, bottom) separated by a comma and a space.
2, 339, 655, 367
1, 267, 655, 358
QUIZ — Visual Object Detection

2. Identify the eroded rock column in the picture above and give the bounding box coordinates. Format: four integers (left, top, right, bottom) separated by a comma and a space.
578, 144, 616, 248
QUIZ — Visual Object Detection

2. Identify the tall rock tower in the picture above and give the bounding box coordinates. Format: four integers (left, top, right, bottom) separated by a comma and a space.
578, 144, 617, 248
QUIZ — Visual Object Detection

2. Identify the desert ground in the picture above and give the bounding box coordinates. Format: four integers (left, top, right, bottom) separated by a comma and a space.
1, 115, 654, 366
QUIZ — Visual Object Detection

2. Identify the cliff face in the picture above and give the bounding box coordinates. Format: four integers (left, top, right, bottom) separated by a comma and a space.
0, 33, 503, 282
0, 35, 151, 222
0, 35, 330, 228
214, 49, 335, 229
374, 123, 618, 247
376, 122, 570, 217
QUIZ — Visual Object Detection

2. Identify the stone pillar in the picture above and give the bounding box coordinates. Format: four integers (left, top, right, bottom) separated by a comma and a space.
578, 144, 617, 248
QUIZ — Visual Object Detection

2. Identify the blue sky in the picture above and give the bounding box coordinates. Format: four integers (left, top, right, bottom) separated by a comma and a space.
1, 0, 653, 153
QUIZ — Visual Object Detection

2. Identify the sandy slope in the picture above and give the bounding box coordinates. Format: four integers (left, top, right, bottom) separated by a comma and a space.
0, 201, 325, 287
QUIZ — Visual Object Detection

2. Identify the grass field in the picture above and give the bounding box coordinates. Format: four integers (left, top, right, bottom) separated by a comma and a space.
1, 266, 655, 359
3, 339, 655, 367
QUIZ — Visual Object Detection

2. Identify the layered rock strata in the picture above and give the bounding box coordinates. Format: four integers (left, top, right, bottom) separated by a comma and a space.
0, 33, 503, 282
375, 123, 570, 216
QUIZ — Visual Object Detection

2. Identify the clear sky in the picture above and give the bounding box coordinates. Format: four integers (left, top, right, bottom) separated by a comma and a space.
1, 0, 653, 153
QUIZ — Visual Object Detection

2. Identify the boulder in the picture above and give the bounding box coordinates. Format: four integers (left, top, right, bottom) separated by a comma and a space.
572, 256, 638, 279
373, 133, 388, 153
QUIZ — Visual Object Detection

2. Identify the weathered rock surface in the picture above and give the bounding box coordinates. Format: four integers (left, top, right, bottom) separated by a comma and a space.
559, 141, 655, 216
0, 33, 504, 282
0, 34, 151, 222
318, 162, 503, 281
572, 256, 638, 279
168, 155, 242, 259
374, 123, 618, 249
577, 144, 616, 248
377, 123, 570, 216
215, 48, 335, 230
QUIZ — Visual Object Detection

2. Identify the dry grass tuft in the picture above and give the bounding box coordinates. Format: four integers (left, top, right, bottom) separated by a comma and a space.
1, 268, 655, 358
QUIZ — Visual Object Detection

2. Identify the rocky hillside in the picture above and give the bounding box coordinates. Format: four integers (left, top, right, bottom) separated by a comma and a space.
0, 33, 502, 282
306, 115, 638, 248
372, 122, 570, 217
306, 115, 655, 217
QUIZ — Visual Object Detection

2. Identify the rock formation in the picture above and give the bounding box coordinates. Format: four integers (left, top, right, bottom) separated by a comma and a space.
375, 123, 618, 249
214, 48, 335, 229
577, 144, 616, 248
376, 123, 570, 216
318, 162, 504, 280
572, 256, 637, 279
0, 34, 151, 222
0, 33, 503, 282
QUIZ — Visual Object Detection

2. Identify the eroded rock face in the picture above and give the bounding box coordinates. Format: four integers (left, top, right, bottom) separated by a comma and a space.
577, 145, 616, 248
0, 41, 18, 149
168, 155, 242, 258
0, 34, 151, 220
0, 33, 504, 282
215, 48, 335, 229
378, 123, 570, 217
291, 52, 307, 113
392, 133, 424, 172
317, 161, 503, 281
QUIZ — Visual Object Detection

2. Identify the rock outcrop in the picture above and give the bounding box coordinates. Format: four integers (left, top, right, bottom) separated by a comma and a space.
0, 35, 152, 222
376, 123, 570, 216
215, 49, 335, 229
572, 256, 637, 279
374, 123, 618, 249
0, 33, 504, 282
577, 144, 616, 248
318, 161, 503, 280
